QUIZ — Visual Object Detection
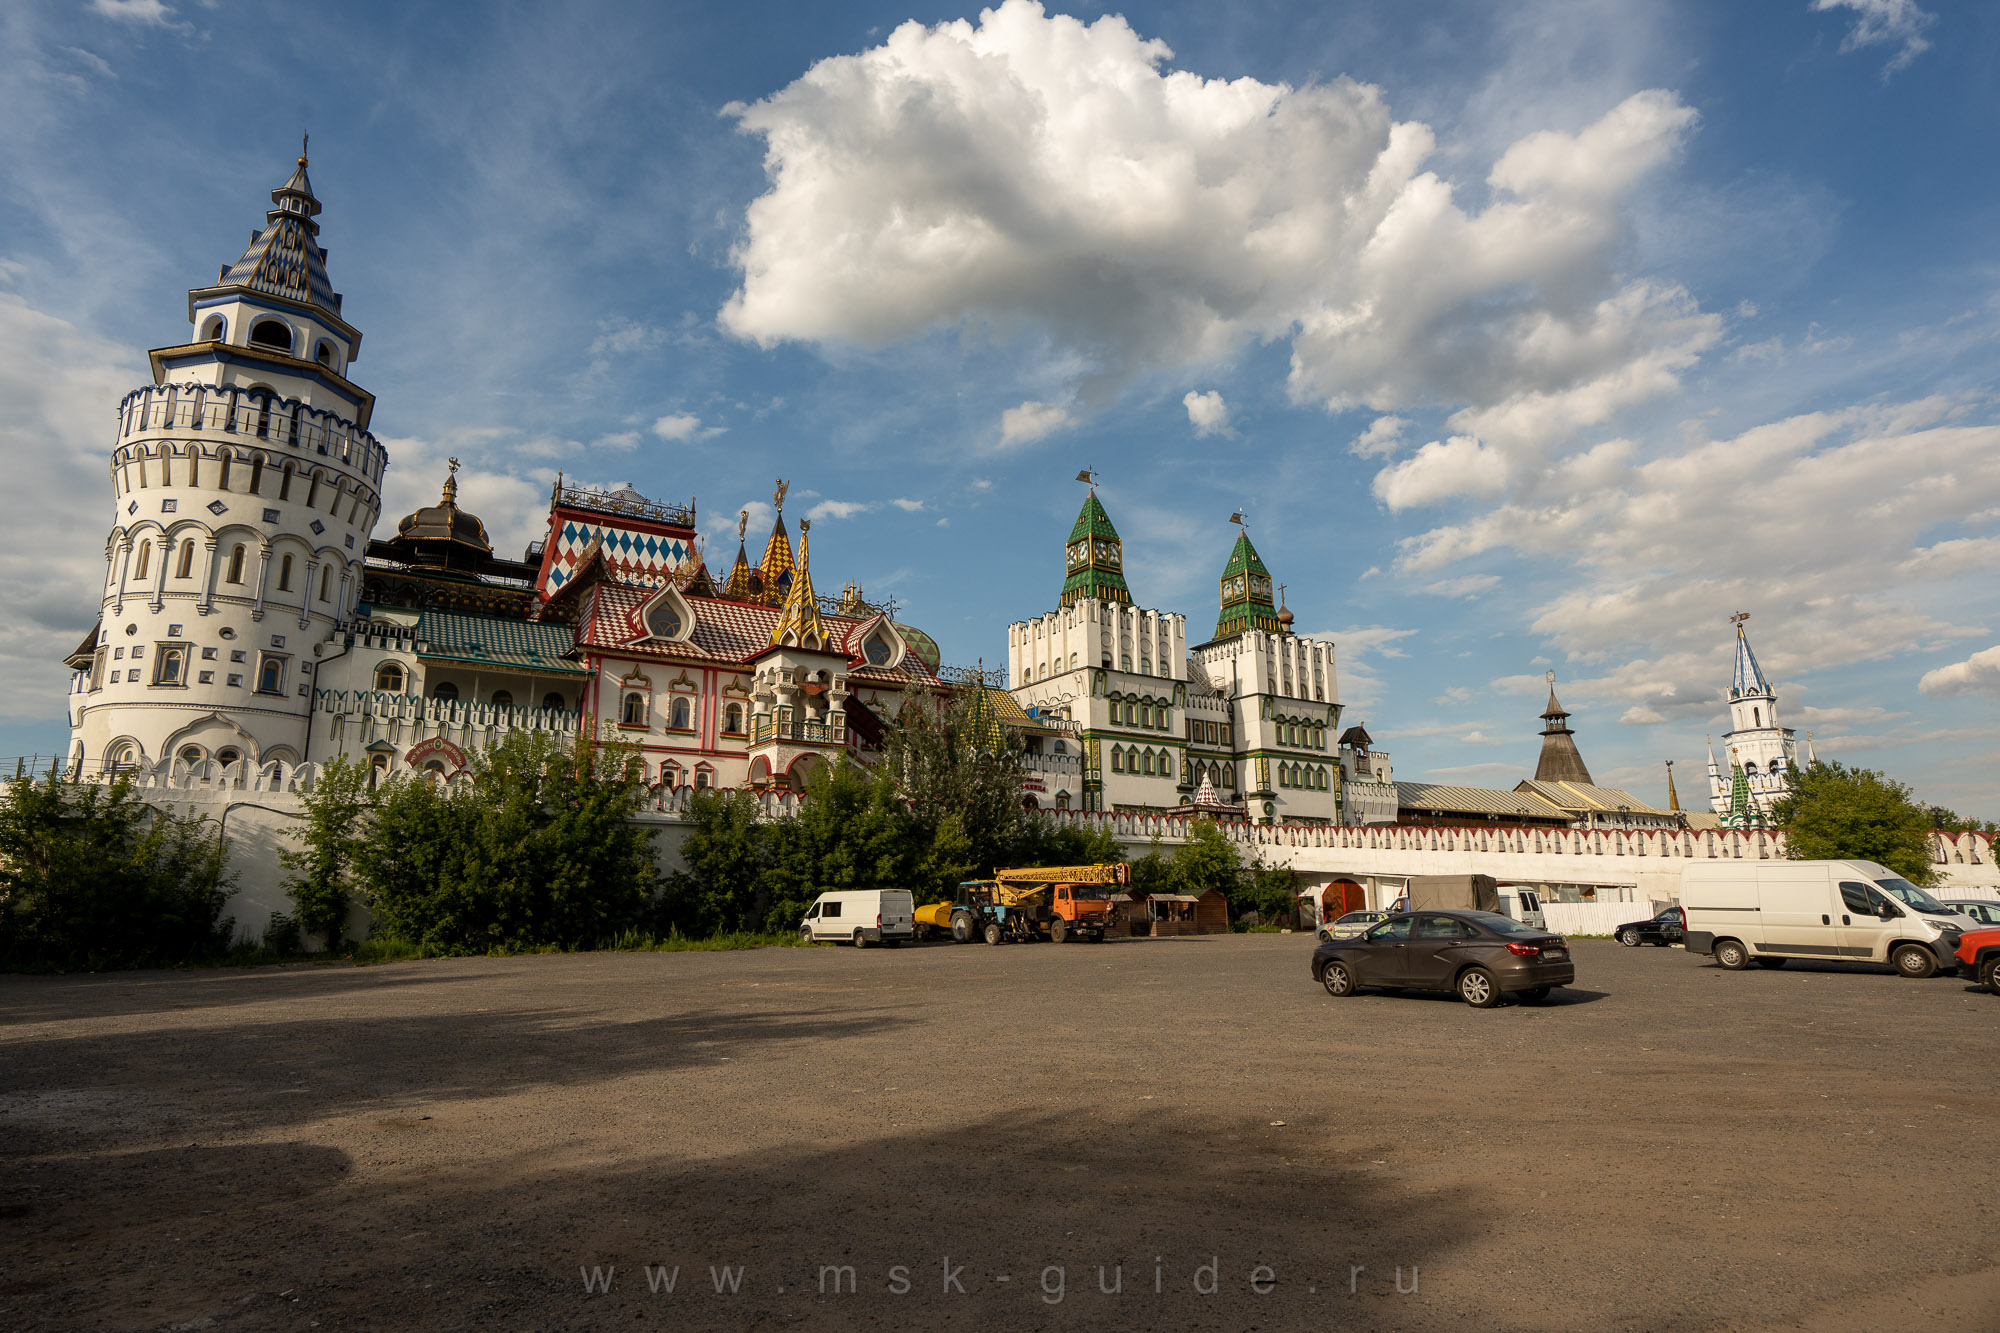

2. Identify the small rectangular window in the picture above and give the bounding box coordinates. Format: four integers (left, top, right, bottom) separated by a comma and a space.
823, 901, 842, 919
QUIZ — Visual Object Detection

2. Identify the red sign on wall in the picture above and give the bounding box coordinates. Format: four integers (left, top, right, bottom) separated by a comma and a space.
405, 737, 469, 771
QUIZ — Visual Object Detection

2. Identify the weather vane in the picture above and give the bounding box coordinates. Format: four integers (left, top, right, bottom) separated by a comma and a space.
1075, 467, 1098, 489
737, 509, 748, 542
1730, 611, 1750, 628
1545, 669, 1557, 687
773, 478, 788, 512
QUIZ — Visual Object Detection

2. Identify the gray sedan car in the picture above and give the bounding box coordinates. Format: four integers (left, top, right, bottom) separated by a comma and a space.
1311, 910, 1575, 1008
1944, 899, 2000, 928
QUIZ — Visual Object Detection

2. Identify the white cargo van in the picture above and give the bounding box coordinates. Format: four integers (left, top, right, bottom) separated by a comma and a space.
800, 890, 916, 947
1680, 860, 1974, 977
1497, 887, 1546, 930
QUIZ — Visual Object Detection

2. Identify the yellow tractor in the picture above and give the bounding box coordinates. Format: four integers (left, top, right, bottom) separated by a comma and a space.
915, 864, 1128, 943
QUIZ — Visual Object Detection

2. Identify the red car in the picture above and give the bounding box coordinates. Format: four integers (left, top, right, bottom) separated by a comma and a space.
1956, 928, 2000, 994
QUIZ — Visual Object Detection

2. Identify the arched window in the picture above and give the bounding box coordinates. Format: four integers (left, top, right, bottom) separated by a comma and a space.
725, 703, 745, 733
249, 319, 293, 352
279, 464, 293, 501
217, 452, 232, 491
315, 341, 334, 367
1142, 751, 1155, 776
1121, 653, 1131, 671
178, 745, 205, 766
318, 564, 330, 601
1069, 653, 1078, 668
248, 454, 264, 495
621, 692, 646, 727
374, 663, 405, 692
1054, 792, 1070, 810
542, 692, 565, 712
1110, 747, 1123, 773
277, 554, 293, 591
134, 541, 151, 581
176, 540, 195, 578
668, 696, 691, 730
645, 598, 682, 639
1752, 707, 1761, 727
694, 765, 712, 790
369, 755, 390, 789
257, 656, 283, 694
662, 762, 682, 788
1022, 668, 1032, 686
226, 545, 246, 584
216, 747, 241, 768
490, 690, 513, 708
200, 316, 225, 342
1769, 760, 1782, 774
432, 681, 459, 701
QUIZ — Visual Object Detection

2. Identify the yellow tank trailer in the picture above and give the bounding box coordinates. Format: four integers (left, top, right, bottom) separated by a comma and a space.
915, 865, 1128, 944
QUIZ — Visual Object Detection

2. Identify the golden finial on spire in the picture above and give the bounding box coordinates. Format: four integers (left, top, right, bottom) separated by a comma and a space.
737, 509, 748, 542
441, 457, 460, 505
299, 131, 309, 167
773, 478, 789, 512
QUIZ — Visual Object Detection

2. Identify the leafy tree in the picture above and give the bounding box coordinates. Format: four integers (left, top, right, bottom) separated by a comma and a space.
764, 759, 919, 932
1012, 816, 1124, 869
1925, 804, 1998, 834
1171, 818, 1243, 904
882, 683, 1034, 891
358, 732, 657, 952
0, 763, 234, 971
1770, 761, 1941, 887
1242, 852, 1301, 926
280, 754, 370, 950
660, 786, 775, 937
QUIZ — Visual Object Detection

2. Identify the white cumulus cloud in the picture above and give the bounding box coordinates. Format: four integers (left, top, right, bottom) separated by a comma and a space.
1920, 646, 2000, 700
1373, 436, 1510, 511
1350, 415, 1406, 458
1183, 389, 1231, 437
806, 500, 873, 522
652, 412, 724, 442
722, 0, 1712, 433
998, 399, 1070, 446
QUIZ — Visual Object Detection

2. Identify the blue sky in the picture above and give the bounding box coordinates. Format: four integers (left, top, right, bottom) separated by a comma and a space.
5, 0, 1999, 813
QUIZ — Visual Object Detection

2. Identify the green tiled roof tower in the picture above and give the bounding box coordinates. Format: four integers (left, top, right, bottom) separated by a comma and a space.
1060, 491, 1132, 608
1213, 530, 1279, 639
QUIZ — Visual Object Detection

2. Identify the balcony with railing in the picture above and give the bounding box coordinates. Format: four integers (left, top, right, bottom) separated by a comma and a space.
117, 382, 386, 479
751, 717, 847, 747
315, 689, 581, 752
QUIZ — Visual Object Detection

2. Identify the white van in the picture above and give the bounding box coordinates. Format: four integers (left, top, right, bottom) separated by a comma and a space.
1680, 860, 1974, 977
1496, 887, 1547, 930
800, 890, 916, 947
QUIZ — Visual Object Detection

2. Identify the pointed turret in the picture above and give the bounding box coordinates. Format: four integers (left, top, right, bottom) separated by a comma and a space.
770, 519, 829, 651
1060, 489, 1132, 608
1664, 760, 1681, 812
1214, 525, 1279, 639
758, 480, 795, 607
1533, 678, 1595, 785
1730, 618, 1772, 701
213, 144, 344, 318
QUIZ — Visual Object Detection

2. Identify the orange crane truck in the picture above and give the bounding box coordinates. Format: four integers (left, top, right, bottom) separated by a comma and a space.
916, 864, 1128, 943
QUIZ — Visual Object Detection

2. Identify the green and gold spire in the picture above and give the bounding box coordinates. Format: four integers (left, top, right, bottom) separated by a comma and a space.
1213, 525, 1278, 639
1060, 489, 1132, 609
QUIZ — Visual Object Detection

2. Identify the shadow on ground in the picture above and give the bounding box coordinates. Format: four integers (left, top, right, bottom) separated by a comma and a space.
2, 1109, 1470, 1333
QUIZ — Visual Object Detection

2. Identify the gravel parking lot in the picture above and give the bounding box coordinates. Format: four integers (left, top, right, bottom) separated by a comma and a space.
3, 934, 1997, 1331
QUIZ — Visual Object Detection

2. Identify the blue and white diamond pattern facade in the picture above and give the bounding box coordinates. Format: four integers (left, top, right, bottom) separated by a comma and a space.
545, 519, 695, 593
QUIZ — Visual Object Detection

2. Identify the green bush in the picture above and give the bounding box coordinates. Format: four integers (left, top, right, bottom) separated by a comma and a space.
0, 764, 234, 971
354, 732, 659, 953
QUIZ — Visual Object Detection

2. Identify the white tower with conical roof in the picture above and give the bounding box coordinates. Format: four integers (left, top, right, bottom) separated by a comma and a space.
1707, 614, 1799, 819
64, 147, 389, 780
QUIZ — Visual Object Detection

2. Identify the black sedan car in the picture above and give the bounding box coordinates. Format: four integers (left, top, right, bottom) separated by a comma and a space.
1614, 907, 1684, 947
1309, 910, 1574, 1008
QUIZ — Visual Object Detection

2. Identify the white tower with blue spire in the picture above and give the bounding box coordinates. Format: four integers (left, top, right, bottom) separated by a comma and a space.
1707, 613, 1799, 821
64, 144, 388, 780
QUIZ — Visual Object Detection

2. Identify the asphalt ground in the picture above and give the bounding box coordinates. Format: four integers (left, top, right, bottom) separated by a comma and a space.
2, 934, 1997, 1332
